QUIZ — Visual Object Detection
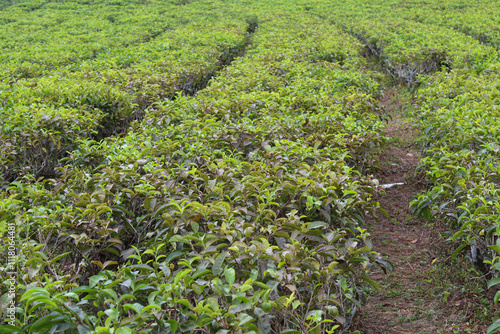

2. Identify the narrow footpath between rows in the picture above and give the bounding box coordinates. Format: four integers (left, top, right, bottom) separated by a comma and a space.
353, 87, 491, 334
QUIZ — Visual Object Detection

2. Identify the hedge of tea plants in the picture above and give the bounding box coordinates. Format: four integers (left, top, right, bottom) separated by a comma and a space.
400, 1, 500, 50
313, 0, 497, 86
0, 1, 391, 333
318, 0, 500, 331
306, 0, 500, 331
6, 0, 500, 332
408, 66, 500, 333
0, 0, 248, 186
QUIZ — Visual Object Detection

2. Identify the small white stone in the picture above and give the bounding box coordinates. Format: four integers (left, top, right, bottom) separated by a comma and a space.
381, 182, 405, 189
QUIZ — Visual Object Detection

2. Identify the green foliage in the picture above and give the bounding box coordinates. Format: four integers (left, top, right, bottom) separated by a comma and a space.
7, 0, 500, 331
0, 0, 249, 184
311, 0, 498, 85
300, 0, 500, 329
399, 11, 500, 333
0, 3, 389, 334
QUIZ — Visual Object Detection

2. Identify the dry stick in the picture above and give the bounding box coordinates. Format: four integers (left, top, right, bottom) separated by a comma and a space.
466, 271, 491, 280
406, 259, 429, 279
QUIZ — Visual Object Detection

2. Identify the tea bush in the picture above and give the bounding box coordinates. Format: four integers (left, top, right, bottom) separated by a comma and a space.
9, 0, 500, 331
312, 0, 498, 85
0, 5, 390, 334
306, 0, 500, 331
0, 0, 249, 185
409, 69, 500, 307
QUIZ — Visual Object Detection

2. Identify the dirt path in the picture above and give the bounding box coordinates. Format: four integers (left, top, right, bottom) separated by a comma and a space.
353, 88, 490, 334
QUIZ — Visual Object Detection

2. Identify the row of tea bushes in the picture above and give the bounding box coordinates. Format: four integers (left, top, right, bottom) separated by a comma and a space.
411, 69, 500, 234
312, 0, 498, 85
406, 45, 500, 334
322, 1, 500, 330
0, 10, 389, 334
398, 0, 500, 50
410, 69, 500, 312
0, 0, 226, 83
311, 1, 500, 330
0, 0, 249, 187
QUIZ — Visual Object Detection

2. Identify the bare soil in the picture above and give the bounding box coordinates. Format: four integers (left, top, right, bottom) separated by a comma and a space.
353, 88, 491, 334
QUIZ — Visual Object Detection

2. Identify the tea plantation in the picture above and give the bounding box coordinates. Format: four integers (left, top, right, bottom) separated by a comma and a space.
1, 0, 500, 333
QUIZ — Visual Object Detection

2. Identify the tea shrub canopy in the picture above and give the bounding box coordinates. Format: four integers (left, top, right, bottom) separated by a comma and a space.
1, 0, 500, 333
